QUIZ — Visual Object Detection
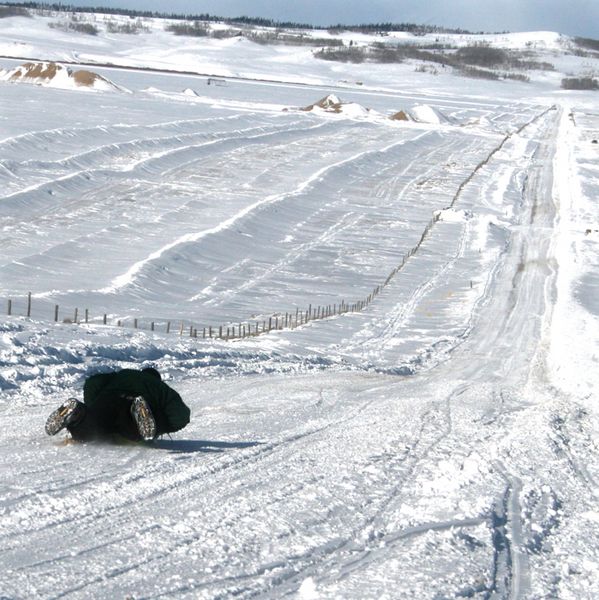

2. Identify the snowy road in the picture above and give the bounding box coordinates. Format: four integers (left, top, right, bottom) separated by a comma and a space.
1, 23, 599, 599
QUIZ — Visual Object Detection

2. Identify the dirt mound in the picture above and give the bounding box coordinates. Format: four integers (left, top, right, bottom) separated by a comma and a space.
389, 110, 412, 121
301, 94, 344, 113
72, 69, 105, 87
299, 94, 374, 119
1, 62, 119, 91
9, 62, 59, 81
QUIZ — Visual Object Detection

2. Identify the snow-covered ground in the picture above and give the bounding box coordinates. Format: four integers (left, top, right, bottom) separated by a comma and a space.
1, 10, 598, 599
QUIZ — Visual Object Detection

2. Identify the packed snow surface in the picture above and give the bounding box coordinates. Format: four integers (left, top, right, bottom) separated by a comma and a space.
1, 10, 599, 600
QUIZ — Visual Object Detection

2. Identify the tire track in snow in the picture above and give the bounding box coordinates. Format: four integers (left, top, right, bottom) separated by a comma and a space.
0, 381, 380, 547
343, 107, 556, 365
148, 390, 459, 600
3, 381, 399, 599
489, 461, 529, 600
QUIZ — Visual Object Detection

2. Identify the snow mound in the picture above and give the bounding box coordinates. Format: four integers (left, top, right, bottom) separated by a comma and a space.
434, 208, 472, 222
182, 88, 199, 96
0, 62, 121, 92
409, 104, 453, 124
300, 94, 371, 118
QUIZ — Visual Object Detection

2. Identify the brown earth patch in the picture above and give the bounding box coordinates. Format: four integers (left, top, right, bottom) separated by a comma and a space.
7, 61, 115, 89
72, 69, 103, 87
389, 110, 411, 121
301, 95, 343, 113
10, 61, 60, 81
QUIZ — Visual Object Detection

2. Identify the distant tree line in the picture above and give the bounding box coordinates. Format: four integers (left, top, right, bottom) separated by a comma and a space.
561, 77, 599, 90
315, 41, 553, 80
574, 37, 599, 52
0, 2, 477, 33
0, 4, 31, 16
326, 22, 479, 35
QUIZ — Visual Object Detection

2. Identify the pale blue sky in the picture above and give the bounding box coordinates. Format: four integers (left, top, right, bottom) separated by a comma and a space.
19, 0, 599, 37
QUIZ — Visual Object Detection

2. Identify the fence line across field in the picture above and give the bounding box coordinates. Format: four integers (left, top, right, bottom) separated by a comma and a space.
3, 210, 443, 341
1, 116, 512, 340
2, 103, 554, 342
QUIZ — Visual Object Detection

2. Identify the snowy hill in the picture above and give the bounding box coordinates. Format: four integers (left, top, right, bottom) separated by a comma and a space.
0, 7, 599, 599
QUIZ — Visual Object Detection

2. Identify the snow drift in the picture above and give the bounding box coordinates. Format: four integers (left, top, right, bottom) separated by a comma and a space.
409, 104, 454, 124
300, 94, 372, 118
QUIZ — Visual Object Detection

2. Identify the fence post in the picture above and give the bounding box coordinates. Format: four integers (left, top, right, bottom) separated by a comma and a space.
84, 309, 89, 323
103, 314, 107, 325
151, 322, 155, 331
179, 322, 184, 336
27, 292, 32, 317
74, 308, 78, 323
166, 321, 171, 334
219, 325, 223, 338
134, 318, 138, 329
54, 305, 59, 322
209, 326, 212, 338
7, 299, 11, 316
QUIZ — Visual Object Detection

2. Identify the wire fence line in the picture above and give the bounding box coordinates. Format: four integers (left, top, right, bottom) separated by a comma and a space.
3, 107, 555, 342
4, 209, 441, 341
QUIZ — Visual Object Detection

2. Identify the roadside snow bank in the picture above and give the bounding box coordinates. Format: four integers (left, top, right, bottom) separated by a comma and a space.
0, 317, 342, 405
548, 107, 599, 404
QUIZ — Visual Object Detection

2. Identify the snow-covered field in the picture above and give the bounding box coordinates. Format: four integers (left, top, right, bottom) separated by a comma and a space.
1, 10, 599, 599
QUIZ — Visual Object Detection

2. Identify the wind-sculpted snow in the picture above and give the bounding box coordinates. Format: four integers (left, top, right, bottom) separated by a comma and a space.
1, 17, 599, 599
0, 81, 544, 338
